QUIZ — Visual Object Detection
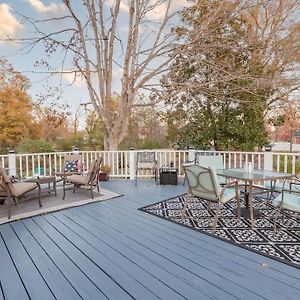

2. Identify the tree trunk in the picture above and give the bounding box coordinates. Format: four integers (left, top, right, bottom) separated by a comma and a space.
104, 133, 119, 151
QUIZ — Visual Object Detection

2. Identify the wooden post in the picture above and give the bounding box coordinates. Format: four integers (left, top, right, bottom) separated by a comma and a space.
8, 148, 16, 176
129, 147, 135, 180
188, 146, 195, 163
264, 150, 273, 171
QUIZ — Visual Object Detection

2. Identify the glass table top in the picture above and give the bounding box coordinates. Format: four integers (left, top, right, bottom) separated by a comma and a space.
217, 168, 294, 181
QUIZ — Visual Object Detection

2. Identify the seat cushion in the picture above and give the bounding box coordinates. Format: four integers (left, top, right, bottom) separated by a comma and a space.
221, 187, 236, 203
67, 174, 88, 185
264, 181, 285, 193
12, 182, 38, 197
138, 162, 155, 169
273, 192, 300, 213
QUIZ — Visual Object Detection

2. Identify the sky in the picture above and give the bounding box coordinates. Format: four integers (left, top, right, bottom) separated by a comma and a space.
0, 0, 190, 120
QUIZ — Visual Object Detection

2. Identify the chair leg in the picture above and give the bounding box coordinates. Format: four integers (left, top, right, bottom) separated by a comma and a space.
96, 181, 100, 193
90, 184, 94, 199
37, 184, 42, 207
183, 175, 186, 186
236, 185, 241, 218
73, 184, 76, 193
212, 201, 222, 233
63, 178, 66, 200
181, 190, 191, 219
207, 201, 211, 211
7, 198, 12, 219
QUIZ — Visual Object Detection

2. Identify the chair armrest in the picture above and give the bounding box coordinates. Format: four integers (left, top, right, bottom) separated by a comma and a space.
289, 176, 300, 188
219, 181, 240, 200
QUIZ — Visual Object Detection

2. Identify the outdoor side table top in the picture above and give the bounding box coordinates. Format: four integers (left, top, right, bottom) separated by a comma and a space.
25, 175, 57, 196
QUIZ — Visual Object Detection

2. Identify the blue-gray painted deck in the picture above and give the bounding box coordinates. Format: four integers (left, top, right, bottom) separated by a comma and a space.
1, 180, 300, 300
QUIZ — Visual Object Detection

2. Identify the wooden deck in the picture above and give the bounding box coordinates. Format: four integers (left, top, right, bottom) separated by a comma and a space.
1, 179, 300, 300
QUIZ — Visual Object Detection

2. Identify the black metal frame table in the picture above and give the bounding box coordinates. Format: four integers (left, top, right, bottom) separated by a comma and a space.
217, 168, 294, 227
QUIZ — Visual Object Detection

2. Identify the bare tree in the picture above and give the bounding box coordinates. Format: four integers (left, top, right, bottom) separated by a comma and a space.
19, 0, 183, 150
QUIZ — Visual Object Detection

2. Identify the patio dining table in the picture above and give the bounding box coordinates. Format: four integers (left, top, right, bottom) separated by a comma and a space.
217, 168, 294, 228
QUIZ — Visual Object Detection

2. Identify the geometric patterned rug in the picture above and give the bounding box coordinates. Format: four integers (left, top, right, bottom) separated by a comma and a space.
140, 194, 300, 269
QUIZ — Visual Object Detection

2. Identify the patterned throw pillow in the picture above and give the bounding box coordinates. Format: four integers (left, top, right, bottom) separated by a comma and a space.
64, 160, 78, 172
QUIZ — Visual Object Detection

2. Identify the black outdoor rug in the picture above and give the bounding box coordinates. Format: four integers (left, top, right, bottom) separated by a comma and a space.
139, 194, 300, 269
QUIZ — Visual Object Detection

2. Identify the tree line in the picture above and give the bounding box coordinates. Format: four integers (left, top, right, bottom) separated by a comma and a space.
2, 0, 300, 152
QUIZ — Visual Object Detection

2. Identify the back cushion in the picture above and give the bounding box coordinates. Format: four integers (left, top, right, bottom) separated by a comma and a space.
64, 160, 78, 172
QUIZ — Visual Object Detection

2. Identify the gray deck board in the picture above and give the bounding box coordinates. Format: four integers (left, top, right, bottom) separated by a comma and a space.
1, 179, 300, 299
0, 233, 29, 300
78, 201, 299, 300
98, 194, 300, 287
0, 224, 55, 300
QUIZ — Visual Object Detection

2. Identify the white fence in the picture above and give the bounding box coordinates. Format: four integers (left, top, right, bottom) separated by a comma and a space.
1, 149, 300, 179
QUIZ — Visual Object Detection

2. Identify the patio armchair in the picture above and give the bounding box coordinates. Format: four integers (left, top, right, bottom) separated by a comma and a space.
273, 177, 300, 232
62, 158, 101, 200
182, 164, 240, 233
135, 152, 158, 185
0, 167, 41, 219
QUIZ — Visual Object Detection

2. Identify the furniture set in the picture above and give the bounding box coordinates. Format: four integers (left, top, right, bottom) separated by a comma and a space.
0, 155, 102, 219
182, 154, 299, 233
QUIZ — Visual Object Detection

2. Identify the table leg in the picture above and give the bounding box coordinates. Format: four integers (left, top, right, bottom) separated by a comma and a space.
233, 180, 262, 219
249, 181, 254, 229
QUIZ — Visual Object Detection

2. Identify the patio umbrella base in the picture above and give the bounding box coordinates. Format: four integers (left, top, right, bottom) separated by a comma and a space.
233, 207, 262, 219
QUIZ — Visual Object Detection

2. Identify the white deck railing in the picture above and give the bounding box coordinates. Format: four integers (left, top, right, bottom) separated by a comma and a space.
2, 149, 300, 179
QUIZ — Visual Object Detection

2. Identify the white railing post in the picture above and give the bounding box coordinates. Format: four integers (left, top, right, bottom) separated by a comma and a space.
129, 147, 136, 180
188, 146, 196, 163
264, 150, 273, 171
8, 148, 16, 176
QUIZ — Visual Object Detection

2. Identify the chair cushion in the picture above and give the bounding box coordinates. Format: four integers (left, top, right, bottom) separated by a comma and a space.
264, 181, 285, 193
66, 174, 89, 185
12, 182, 38, 197
273, 192, 300, 213
138, 162, 154, 169
221, 187, 237, 203
64, 160, 78, 172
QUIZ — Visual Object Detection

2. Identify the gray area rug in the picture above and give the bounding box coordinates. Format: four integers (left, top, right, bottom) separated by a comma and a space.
0, 188, 120, 224
140, 194, 300, 269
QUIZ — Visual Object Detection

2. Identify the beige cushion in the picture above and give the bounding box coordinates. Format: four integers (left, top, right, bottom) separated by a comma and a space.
138, 162, 155, 169
67, 174, 89, 185
12, 182, 38, 197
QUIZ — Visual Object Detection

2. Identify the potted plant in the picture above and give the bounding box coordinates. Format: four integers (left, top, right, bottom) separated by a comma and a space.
99, 164, 111, 181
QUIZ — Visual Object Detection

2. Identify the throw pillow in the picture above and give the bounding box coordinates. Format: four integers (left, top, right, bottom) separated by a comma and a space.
64, 160, 78, 172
